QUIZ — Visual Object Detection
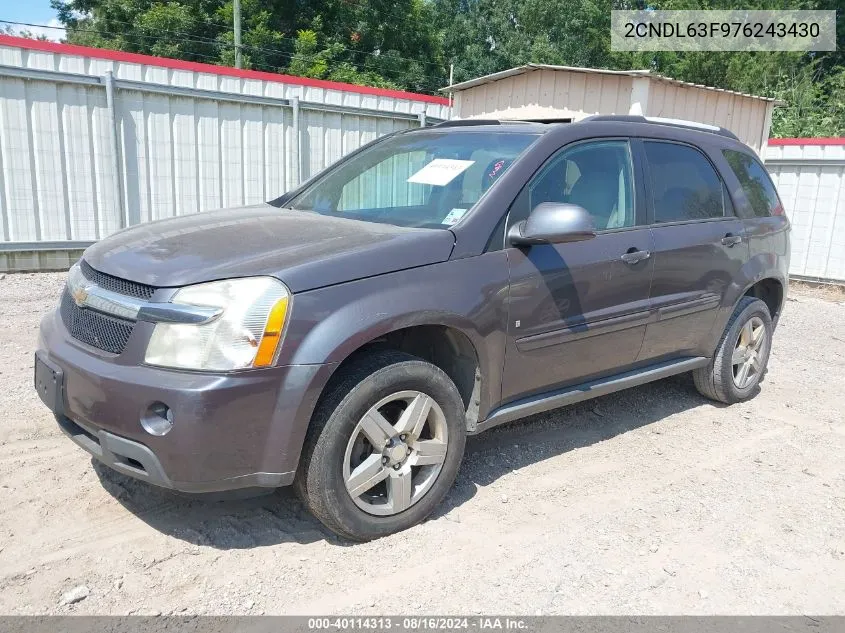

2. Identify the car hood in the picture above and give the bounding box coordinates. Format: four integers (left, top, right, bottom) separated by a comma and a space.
83, 205, 456, 293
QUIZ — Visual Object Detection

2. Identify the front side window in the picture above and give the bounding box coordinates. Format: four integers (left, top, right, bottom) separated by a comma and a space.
644, 141, 725, 223
287, 131, 539, 228
528, 140, 636, 230
723, 149, 784, 217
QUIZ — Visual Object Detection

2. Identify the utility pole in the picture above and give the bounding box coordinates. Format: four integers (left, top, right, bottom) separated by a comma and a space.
448, 64, 454, 118
233, 0, 242, 68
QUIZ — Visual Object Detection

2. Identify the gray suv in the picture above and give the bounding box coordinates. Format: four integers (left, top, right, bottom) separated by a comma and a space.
35, 115, 790, 541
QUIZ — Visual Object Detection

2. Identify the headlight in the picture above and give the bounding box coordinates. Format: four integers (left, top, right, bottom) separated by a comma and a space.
144, 277, 291, 371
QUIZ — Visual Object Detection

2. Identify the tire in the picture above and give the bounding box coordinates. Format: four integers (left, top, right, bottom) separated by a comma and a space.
693, 296, 773, 404
295, 349, 466, 541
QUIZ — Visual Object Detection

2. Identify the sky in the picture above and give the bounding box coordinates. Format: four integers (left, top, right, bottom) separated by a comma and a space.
1, 0, 66, 41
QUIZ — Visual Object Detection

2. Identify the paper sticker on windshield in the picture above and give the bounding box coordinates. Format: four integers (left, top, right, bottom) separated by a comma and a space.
442, 208, 467, 226
408, 159, 474, 186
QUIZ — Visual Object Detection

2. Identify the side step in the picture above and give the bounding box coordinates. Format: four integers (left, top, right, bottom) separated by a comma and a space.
474, 357, 709, 434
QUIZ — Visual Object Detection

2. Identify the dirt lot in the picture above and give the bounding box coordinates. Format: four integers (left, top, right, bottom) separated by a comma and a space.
1, 273, 843, 615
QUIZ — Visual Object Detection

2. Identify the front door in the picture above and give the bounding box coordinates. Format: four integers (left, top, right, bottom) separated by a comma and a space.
501, 139, 655, 403
636, 139, 750, 361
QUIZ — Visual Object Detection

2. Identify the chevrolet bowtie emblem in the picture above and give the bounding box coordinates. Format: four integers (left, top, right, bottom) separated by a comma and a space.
71, 285, 90, 307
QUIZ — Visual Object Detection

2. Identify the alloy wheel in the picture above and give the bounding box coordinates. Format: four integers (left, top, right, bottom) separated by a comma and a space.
342, 391, 449, 516
732, 316, 767, 389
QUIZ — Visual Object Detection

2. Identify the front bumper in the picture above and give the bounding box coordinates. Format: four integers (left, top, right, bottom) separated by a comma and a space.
38, 309, 336, 492
54, 414, 289, 492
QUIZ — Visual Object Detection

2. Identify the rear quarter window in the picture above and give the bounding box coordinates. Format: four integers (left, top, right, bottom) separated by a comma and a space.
723, 149, 784, 217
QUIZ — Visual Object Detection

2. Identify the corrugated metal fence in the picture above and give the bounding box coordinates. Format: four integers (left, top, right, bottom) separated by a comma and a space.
765, 139, 845, 283
2, 36, 843, 284
0, 36, 450, 271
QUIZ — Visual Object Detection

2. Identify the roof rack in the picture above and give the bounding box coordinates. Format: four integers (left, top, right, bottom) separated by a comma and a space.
582, 115, 739, 140
432, 119, 543, 128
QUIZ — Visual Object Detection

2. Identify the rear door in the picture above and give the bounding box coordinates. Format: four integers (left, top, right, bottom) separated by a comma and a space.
636, 139, 749, 362
501, 139, 655, 403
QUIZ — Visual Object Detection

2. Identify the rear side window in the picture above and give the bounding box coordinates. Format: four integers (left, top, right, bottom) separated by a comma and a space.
644, 141, 725, 223
723, 149, 784, 217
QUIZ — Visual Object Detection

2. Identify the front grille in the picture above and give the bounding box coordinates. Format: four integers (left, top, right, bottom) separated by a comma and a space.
60, 291, 135, 354
80, 260, 155, 300
59, 260, 159, 354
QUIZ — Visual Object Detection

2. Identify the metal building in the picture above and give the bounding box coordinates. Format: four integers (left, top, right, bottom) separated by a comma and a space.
0, 35, 450, 271
444, 64, 776, 155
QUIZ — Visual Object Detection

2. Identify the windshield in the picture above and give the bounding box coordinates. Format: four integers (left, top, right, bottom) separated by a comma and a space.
286, 130, 539, 228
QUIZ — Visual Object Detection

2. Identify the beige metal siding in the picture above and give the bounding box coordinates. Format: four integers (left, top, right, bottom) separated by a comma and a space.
455, 70, 634, 121
644, 80, 768, 151
452, 67, 772, 154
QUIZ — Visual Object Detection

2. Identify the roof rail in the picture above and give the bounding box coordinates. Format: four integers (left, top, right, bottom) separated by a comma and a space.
432, 119, 542, 128
432, 119, 503, 128
582, 114, 739, 140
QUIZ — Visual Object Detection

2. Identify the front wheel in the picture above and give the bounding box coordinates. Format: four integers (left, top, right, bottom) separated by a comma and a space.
295, 350, 466, 541
693, 296, 773, 404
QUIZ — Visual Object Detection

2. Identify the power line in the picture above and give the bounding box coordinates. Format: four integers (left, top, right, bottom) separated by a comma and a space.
8, 10, 474, 88
58, 11, 459, 74
1, 20, 228, 63
0, 20, 327, 77
0, 18, 453, 88
153, 3, 453, 72
0, 19, 452, 92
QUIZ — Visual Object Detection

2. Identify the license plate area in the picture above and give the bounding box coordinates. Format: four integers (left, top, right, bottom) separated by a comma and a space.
34, 351, 64, 415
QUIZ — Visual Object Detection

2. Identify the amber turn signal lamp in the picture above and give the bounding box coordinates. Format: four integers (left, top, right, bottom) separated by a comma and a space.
253, 296, 290, 367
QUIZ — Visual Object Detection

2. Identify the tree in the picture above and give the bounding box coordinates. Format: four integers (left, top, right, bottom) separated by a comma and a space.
769, 65, 845, 137
53, 0, 224, 63
52, 0, 446, 91
288, 28, 400, 88
434, 0, 631, 84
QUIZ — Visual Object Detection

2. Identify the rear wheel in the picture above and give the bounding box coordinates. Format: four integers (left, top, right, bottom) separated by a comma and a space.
693, 296, 773, 404
295, 350, 466, 541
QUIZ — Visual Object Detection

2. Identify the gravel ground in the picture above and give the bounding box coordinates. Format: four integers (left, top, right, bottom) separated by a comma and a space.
1, 272, 844, 615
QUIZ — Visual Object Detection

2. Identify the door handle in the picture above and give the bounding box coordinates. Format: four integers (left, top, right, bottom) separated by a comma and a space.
620, 249, 651, 265
721, 233, 743, 247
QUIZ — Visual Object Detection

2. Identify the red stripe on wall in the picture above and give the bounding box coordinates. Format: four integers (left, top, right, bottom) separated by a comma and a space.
768, 138, 845, 146
0, 34, 451, 106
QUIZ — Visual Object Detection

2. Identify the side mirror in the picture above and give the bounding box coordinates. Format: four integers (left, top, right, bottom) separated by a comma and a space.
507, 202, 597, 246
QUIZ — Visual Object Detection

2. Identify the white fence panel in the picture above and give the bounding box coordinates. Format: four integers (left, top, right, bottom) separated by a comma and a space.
766, 141, 845, 283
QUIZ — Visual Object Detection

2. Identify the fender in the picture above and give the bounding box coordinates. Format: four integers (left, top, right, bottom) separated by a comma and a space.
277, 251, 512, 420
702, 251, 788, 355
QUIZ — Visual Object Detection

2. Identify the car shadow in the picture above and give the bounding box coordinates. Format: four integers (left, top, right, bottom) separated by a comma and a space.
432, 373, 741, 520
92, 462, 338, 547
93, 373, 751, 548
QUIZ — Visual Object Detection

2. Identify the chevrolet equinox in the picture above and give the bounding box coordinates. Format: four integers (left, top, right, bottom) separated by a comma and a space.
35, 115, 790, 541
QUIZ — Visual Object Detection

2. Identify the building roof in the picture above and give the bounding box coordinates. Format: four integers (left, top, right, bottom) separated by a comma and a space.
442, 63, 777, 104
768, 137, 845, 146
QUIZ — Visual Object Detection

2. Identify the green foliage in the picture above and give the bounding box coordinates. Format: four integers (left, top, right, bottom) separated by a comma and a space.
433, 0, 844, 136
287, 28, 400, 88
214, 0, 289, 70
52, 0, 223, 63
770, 65, 845, 137
52, 0, 442, 90
49, 0, 845, 136
433, 0, 638, 84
